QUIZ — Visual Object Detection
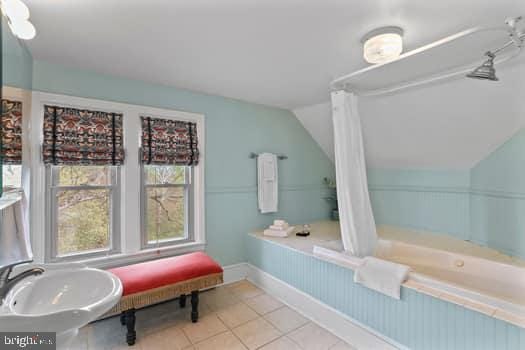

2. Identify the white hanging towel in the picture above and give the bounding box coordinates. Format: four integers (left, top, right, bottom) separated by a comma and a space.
257, 153, 278, 213
353, 256, 410, 299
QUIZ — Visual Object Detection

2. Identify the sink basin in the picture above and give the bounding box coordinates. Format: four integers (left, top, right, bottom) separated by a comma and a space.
0, 263, 122, 349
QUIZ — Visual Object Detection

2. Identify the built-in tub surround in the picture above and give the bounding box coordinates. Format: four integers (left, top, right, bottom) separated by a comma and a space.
368, 127, 525, 261
249, 221, 525, 325
246, 222, 525, 349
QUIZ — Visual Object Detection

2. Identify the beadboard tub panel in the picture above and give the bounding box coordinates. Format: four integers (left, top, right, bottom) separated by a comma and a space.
245, 234, 525, 350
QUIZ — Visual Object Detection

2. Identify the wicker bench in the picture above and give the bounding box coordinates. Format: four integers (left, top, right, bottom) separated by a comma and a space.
107, 252, 223, 346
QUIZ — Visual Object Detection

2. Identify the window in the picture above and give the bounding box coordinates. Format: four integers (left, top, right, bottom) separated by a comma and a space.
47, 165, 120, 260
2, 98, 23, 193
2, 164, 22, 191
141, 165, 193, 248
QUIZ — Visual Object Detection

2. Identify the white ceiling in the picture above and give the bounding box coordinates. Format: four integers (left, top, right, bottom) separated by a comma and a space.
294, 57, 525, 169
24, 0, 525, 109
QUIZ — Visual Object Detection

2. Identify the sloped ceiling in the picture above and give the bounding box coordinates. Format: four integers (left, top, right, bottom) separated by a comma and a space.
294, 58, 525, 169
23, 0, 525, 109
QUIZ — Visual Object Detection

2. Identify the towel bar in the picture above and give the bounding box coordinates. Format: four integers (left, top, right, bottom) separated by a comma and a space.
250, 152, 288, 160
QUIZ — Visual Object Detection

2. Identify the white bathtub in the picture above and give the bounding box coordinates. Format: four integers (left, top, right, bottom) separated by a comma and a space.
313, 239, 525, 319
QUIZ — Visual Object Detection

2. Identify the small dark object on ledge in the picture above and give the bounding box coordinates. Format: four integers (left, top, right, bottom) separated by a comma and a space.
296, 232, 310, 237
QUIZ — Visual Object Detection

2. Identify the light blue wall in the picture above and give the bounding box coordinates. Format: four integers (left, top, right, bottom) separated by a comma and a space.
368, 128, 525, 259
368, 169, 471, 240
31, 60, 335, 265
470, 129, 525, 259
246, 234, 525, 350
1, 19, 33, 89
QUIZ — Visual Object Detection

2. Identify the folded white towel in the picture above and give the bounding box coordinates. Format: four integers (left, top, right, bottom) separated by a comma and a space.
270, 223, 289, 231
257, 153, 278, 213
353, 256, 410, 299
263, 226, 295, 238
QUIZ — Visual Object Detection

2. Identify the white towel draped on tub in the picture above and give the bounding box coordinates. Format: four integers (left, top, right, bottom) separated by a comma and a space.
353, 256, 410, 299
257, 153, 278, 213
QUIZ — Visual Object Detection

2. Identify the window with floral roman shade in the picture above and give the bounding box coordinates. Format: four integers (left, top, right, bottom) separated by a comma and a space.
140, 116, 199, 166
42, 105, 125, 165
1, 99, 23, 165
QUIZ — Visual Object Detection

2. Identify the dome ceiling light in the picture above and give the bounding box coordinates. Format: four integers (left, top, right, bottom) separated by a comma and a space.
361, 26, 404, 64
1, 0, 36, 40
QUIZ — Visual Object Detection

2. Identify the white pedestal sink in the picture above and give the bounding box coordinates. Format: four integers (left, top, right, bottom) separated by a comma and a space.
0, 263, 122, 349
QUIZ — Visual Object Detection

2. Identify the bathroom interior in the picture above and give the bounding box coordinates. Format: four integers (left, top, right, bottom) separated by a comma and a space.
1, 1, 525, 349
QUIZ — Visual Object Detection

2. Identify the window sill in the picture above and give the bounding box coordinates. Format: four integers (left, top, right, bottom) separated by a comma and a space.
72, 241, 206, 269
0, 191, 23, 210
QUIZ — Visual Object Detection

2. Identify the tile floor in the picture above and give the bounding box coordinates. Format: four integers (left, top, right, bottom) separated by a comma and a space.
74, 280, 356, 350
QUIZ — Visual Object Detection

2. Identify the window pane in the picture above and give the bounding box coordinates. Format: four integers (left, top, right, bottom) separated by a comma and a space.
57, 189, 110, 255
2, 165, 22, 189
146, 186, 186, 243
145, 165, 186, 185
55, 166, 113, 186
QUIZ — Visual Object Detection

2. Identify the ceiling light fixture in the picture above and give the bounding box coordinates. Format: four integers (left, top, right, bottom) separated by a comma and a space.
1, 0, 36, 40
361, 26, 404, 64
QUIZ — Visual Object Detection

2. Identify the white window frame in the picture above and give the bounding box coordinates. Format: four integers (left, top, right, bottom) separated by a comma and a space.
141, 165, 194, 249
29, 91, 206, 268
45, 165, 121, 262
138, 111, 205, 251
2, 164, 23, 193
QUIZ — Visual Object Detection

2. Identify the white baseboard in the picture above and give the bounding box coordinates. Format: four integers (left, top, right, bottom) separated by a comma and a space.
244, 263, 407, 350
221, 262, 249, 285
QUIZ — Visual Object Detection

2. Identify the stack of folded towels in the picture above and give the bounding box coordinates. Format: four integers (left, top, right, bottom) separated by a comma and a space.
263, 220, 295, 237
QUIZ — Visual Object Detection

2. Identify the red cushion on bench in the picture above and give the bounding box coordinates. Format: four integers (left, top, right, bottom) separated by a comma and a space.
109, 252, 223, 296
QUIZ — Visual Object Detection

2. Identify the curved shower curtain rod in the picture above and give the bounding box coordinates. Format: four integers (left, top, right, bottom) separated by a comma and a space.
331, 18, 525, 97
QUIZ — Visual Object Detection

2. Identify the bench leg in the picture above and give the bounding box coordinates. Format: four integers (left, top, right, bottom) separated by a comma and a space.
179, 294, 187, 308
125, 309, 136, 346
191, 290, 199, 323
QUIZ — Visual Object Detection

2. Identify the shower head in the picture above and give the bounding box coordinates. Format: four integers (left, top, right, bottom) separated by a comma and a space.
466, 52, 498, 81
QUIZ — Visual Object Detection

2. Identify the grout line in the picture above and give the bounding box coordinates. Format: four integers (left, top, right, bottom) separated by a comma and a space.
191, 329, 230, 348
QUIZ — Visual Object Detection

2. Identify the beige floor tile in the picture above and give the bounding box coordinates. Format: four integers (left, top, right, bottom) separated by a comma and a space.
194, 331, 247, 350
288, 323, 340, 350
182, 314, 228, 344
138, 326, 191, 350
87, 319, 127, 350
107, 344, 143, 350
232, 318, 281, 350
136, 304, 195, 335
201, 286, 241, 311
264, 306, 309, 333
227, 280, 265, 299
259, 336, 302, 350
244, 294, 283, 315
330, 341, 357, 350
217, 302, 259, 328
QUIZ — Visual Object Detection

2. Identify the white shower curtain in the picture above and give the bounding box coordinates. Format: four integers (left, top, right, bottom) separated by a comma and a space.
331, 90, 377, 257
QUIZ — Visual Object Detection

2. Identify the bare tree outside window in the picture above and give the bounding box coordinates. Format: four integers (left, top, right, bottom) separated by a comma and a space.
48, 166, 119, 259
142, 165, 191, 246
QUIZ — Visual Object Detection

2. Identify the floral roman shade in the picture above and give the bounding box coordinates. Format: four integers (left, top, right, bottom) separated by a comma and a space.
42, 105, 125, 165
1, 99, 23, 165
141, 116, 199, 166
